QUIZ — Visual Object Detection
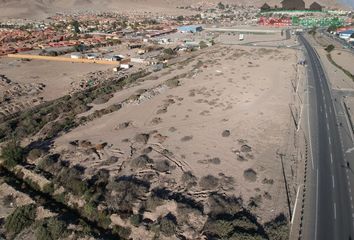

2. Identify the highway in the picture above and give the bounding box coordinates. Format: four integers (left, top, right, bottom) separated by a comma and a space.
299, 34, 354, 240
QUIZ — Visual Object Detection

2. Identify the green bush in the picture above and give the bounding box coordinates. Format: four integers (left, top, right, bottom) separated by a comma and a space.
112, 225, 131, 239
5, 204, 37, 238
159, 213, 177, 237
325, 44, 335, 53
130, 214, 142, 227
1, 138, 24, 168
35, 217, 69, 240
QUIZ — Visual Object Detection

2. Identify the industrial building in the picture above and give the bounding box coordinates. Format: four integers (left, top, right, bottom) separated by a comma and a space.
177, 25, 203, 33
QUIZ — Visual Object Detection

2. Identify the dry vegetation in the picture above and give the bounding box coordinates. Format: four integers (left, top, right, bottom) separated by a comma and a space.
0, 41, 296, 239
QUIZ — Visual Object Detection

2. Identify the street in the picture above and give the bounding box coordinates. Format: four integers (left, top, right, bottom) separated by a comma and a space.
299, 33, 354, 240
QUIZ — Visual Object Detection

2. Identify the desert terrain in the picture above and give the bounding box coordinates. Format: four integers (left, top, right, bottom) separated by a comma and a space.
0, 28, 300, 239
0, 0, 347, 18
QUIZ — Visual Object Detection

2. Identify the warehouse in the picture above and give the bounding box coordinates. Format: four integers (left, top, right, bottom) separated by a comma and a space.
177, 25, 203, 33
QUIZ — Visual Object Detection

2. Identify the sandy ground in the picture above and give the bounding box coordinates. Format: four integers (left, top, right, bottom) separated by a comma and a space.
0, 57, 112, 101
331, 50, 354, 76
52, 42, 297, 223
310, 35, 354, 90
345, 97, 354, 130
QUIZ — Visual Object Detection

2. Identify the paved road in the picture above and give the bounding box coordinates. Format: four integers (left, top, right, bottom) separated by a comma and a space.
299, 34, 354, 240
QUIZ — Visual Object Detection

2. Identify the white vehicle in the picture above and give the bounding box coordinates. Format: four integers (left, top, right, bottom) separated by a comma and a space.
239, 34, 244, 41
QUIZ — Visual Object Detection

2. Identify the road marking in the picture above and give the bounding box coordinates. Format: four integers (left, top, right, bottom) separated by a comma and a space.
325, 112, 328, 119
327, 123, 330, 131
328, 136, 331, 145
315, 169, 319, 240
332, 175, 335, 188
330, 153, 333, 164
291, 185, 302, 224
334, 202, 337, 220
307, 79, 315, 171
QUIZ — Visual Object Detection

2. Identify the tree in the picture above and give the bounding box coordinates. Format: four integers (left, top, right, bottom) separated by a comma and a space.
325, 44, 335, 53
72, 20, 80, 34
217, 2, 225, 9
5, 204, 37, 238
177, 15, 184, 21
35, 217, 69, 240
1, 137, 24, 168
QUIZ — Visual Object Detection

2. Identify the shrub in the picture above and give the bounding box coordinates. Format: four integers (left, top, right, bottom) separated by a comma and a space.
159, 213, 177, 237
143, 194, 164, 212
243, 168, 257, 182
42, 183, 55, 194
27, 148, 44, 161
5, 204, 37, 238
325, 44, 335, 53
131, 155, 153, 169
154, 160, 173, 172
35, 217, 69, 240
181, 171, 198, 188
112, 225, 131, 239
130, 214, 142, 227
1, 138, 24, 168
199, 175, 219, 190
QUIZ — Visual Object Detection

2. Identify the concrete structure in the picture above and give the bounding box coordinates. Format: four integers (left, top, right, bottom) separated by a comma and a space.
339, 30, 354, 40
177, 25, 203, 33
309, 2, 323, 11
281, 0, 305, 10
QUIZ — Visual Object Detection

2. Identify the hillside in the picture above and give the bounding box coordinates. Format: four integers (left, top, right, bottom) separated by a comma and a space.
0, 0, 347, 19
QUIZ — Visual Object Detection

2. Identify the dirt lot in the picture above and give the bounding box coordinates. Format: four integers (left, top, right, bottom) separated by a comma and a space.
52, 43, 297, 223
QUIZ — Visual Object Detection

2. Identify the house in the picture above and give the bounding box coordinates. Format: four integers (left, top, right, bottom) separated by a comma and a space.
260, 3, 271, 11
281, 0, 305, 10
309, 2, 322, 11
339, 30, 354, 40
177, 25, 203, 33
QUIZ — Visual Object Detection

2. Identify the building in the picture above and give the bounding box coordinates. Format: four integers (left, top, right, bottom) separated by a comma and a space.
260, 3, 271, 11
339, 30, 354, 40
309, 2, 322, 11
281, 0, 305, 10
177, 25, 203, 33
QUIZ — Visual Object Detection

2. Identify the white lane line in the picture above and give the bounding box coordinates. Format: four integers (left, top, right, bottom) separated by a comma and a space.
328, 136, 332, 145
334, 202, 337, 220
327, 123, 330, 131
315, 169, 319, 240
332, 175, 335, 188
325, 112, 328, 119
330, 153, 333, 164
307, 84, 315, 170
291, 185, 302, 224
